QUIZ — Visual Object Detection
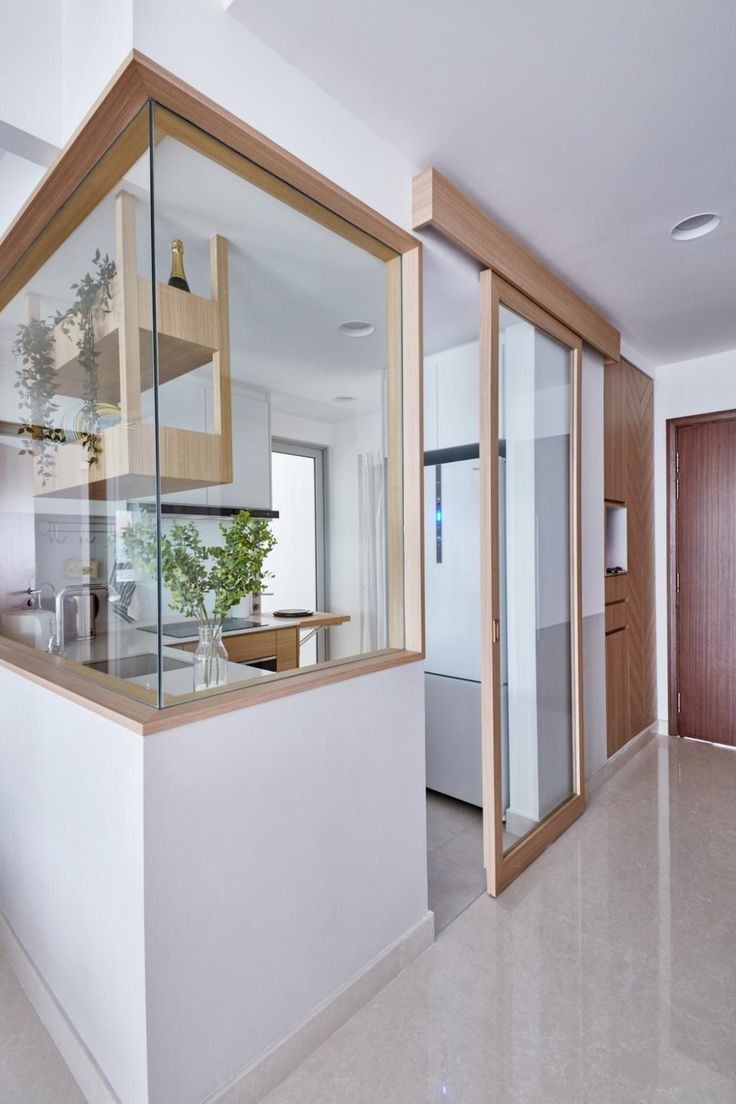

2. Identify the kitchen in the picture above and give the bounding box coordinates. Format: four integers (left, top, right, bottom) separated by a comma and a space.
0, 107, 397, 706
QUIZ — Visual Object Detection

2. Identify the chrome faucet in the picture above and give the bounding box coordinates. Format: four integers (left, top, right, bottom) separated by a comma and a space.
49, 583, 120, 655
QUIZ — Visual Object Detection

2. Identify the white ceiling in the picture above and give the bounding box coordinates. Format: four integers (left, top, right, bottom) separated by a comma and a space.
229, 0, 736, 369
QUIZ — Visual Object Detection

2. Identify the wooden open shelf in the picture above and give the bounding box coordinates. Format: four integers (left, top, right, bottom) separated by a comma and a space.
52, 276, 220, 402
33, 190, 232, 499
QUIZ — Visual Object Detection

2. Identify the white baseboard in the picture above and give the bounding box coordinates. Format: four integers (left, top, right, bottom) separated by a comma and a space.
0, 911, 119, 1104
586, 722, 658, 797
1, 906, 433, 1104
206, 910, 435, 1104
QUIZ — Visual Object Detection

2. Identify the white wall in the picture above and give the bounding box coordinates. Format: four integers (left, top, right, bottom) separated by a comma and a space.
654, 347, 736, 721
61, 0, 134, 136
0, 665, 147, 1104
143, 661, 428, 1104
132, 0, 417, 229
0, 3, 63, 144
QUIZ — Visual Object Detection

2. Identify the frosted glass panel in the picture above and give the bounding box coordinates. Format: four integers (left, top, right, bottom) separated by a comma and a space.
499, 305, 574, 851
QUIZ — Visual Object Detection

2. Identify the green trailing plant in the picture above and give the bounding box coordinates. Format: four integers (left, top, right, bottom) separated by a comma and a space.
122, 511, 277, 631
13, 251, 117, 479
12, 317, 66, 485
54, 250, 117, 467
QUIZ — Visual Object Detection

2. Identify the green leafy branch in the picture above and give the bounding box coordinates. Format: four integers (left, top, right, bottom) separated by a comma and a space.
12, 317, 66, 485
55, 250, 117, 467
123, 511, 277, 629
13, 251, 117, 480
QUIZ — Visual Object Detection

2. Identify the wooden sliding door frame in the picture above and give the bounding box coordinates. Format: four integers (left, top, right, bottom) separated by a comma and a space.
666, 406, 736, 736
412, 168, 610, 895
480, 272, 585, 896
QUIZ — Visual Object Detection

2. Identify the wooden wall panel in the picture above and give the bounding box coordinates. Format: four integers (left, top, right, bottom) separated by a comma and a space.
603, 361, 627, 503
604, 359, 656, 754
625, 363, 656, 736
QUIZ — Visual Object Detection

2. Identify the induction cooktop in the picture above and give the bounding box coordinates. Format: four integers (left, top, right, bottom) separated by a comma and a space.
140, 617, 265, 638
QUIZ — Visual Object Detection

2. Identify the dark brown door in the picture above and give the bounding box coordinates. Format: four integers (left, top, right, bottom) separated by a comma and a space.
674, 415, 736, 744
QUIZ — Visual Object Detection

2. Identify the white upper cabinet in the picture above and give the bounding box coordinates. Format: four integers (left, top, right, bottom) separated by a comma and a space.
424, 341, 479, 451
205, 387, 271, 510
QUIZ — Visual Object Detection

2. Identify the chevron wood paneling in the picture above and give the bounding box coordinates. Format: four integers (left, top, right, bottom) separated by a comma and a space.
625, 363, 656, 736
604, 360, 656, 756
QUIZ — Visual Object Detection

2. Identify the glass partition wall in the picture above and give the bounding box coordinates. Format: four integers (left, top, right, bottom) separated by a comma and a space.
0, 103, 406, 708
481, 272, 583, 895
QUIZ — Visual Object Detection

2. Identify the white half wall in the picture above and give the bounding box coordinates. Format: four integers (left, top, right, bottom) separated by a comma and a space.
0, 665, 147, 1104
654, 347, 736, 722
143, 661, 428, 1104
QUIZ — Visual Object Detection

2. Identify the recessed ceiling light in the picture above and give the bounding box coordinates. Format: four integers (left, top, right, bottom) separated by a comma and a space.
670, 212, 721, 241
338, 320, 375, 338
333, 395, 356, 403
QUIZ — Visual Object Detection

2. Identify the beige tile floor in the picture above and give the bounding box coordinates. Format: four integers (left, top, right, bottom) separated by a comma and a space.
426, 791, 486, 932
261, 736, 736, 1104
0, 949, 85, 1104
3, 736, 735, 1104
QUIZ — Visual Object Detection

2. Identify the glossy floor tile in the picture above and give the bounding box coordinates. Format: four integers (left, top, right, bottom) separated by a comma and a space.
263, 737, 736, 1104
426, 791, 485, 932
0, 950, 85, 1104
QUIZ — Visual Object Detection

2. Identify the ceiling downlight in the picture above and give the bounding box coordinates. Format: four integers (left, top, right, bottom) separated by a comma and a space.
670, 213, 721, 241
338, 320, 375, 337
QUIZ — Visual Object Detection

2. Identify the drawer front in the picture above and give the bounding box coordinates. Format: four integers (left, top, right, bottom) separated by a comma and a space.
170, 627, 299, 669
226, 631, 278, 663
170, 630, 278, 663
605, 572, 628, 604
605, 600, 629, 635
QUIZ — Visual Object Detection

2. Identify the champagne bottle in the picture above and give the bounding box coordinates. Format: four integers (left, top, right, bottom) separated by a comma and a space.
167, 239, 190, 293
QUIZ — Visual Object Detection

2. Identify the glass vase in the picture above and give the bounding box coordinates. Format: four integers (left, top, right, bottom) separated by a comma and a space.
193, 622, 228, 691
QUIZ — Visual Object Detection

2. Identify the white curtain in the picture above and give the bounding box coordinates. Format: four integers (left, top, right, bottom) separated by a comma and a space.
358, 450, 387, 651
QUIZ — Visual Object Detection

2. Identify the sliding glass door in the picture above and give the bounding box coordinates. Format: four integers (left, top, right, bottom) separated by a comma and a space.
481, 273, 583, 895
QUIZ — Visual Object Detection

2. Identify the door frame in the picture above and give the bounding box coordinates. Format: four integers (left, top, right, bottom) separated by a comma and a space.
666, 407, 736, 735
271, 438, 328, 661
481, 271, 585, 897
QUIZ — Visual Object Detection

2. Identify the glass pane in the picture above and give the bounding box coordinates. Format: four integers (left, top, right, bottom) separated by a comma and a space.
498, 304, 573, 852
423, 322, 482, 807
0, 109, 161, 705
123, 104, 402, 705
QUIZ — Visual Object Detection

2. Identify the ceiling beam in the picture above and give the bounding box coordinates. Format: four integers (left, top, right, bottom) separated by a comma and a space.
0, 121, 58, 168
412, 167, 620, 361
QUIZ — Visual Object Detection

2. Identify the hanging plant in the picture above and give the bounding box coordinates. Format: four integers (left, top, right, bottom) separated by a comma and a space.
14, 250, 117, 481
54, 250, 117, 467
12, 316, 66, 486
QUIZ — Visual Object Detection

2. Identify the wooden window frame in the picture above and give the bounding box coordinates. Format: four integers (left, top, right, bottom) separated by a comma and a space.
0, 53, 424, 734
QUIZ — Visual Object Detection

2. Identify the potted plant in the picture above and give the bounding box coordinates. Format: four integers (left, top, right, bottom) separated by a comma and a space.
123, 511, 277, 690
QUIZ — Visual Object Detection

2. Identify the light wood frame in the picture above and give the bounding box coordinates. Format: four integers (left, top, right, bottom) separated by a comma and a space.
481, 273, 585, 895
413, 167, 620, 362
0, 54, 424, 732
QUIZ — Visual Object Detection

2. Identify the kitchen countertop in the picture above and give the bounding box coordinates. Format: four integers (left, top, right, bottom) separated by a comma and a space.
3, 610, 350, 701
58, 622, 269, 699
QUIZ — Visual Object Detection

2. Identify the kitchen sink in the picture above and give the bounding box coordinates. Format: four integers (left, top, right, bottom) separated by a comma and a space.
84, 654, 190, 680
